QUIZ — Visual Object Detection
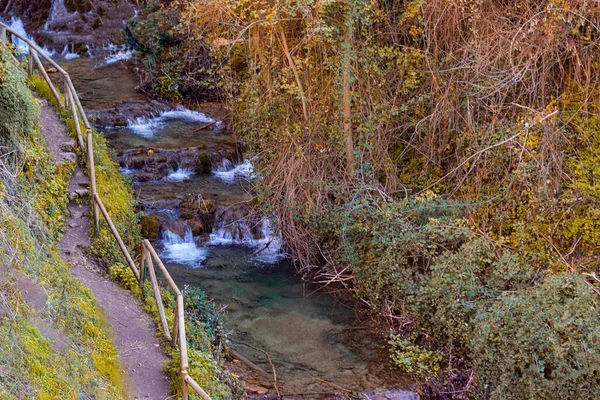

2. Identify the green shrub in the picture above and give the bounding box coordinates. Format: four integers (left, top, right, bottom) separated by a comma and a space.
472, 273, 600, 399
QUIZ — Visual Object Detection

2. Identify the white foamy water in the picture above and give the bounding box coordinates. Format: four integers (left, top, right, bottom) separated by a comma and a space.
161, 107, 215, 123
43, 0, 75, 31
208, 218, 284, 264
119, 166, 138, 175
62, 45, 80, 60
161, 229, 206, 267
127, 116, 162, 137
4, 17, 56, 56
213, 159, 254, 183
165, 167, 194, 181
105, 49, 133, 65
126, 106, 215, 137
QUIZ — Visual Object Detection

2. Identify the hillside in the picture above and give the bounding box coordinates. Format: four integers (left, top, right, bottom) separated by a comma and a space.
127, 0, 600, 398
0, 44, 126, 399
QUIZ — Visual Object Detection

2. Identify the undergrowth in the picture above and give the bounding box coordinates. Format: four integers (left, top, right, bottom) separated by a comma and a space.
31, 66, 235, 399
0, 46, 123, 398
134, 0, 600, 398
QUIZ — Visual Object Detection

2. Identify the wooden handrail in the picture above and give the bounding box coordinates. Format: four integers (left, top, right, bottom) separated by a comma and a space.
0, 22, 212, 400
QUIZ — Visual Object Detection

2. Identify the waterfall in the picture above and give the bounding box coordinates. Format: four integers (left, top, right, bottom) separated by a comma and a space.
213, 159, 254, 183
61, 44, 80, 60
126, 106, 215, 137
3, 17, 55, 56
160, 228, 206, 267
208, 214, 284, 264
164, 165, 194, 181
104, 47, 134, 65
43, 0, 76, 31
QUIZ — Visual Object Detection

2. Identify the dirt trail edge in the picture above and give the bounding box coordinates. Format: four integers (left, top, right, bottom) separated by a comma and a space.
38, 96, 171, 400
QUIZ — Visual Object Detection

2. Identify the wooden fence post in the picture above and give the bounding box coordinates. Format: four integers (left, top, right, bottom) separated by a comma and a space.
69, 91, 86, 152
182, 372, 189, 400
64, 81, 70, 109
87, 129, 100, 236
27, 47, 33, 76
31, 51, 63, 108
144, 245, 171, 341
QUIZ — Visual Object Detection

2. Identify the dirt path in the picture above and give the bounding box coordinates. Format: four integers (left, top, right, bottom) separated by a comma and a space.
38, 96, 171, 400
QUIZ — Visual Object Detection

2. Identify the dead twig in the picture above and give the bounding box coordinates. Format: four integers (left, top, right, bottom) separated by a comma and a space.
193, 120, 219, 132
228, 339, 279, 396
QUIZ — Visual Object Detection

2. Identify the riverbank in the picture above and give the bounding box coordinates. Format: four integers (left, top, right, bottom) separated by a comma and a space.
49, 52, 414, 397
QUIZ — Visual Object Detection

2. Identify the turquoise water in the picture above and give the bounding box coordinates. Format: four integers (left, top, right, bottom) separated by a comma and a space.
61, 58, 405, 396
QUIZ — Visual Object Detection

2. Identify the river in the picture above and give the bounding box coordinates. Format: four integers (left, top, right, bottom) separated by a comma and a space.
54, 54, 409, 398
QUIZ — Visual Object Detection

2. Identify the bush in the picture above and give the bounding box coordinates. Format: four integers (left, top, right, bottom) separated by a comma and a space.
472, 273, 600, 399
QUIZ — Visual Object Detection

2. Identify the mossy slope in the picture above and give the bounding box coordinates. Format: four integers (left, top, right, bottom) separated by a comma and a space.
0, 46, 124, 398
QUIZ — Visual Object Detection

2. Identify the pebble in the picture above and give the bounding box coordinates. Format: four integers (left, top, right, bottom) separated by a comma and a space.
75, 189, 89, 197
246, 385, 269, 395
59, 152, 77, 163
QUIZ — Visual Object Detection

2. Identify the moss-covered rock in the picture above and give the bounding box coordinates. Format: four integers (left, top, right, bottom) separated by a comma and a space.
196, 152, 212, 173
140, 213, 159, 239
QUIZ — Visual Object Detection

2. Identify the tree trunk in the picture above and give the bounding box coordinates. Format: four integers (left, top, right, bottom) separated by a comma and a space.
343, 17, 355, 175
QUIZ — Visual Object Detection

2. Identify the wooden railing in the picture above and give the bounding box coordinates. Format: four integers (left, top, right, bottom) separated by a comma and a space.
0, 22, 211, 400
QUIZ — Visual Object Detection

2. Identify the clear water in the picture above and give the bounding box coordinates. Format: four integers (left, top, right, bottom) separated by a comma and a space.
58, 57, 147, 110
57, 58, 406, 396
103, 119, 237, 152
163, 249, 398, 395
118, 116, 403, 395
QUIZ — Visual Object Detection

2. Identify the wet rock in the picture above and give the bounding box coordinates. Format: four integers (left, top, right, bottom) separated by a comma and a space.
89, 100, 173, 128
2, 0, 135, 53
196, 152, 212, 173
140, 214, 159, 239
187, 220, 205, 236
212, 204, 265, 241
117, 146, 238, 182
179, 195, 217, 234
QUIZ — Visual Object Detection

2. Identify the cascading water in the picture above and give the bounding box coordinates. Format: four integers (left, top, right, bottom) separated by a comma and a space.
3, 17, 56, 56
164, 166, 194, 181
208, 211, 284, 264
127, 106, 215, 137
104, 47, 133, 65
58, 62, 409, 394
213, 159, 254, 183
43, 0, 76, 31
61, 44, 80, 60
160, 228, 206, 267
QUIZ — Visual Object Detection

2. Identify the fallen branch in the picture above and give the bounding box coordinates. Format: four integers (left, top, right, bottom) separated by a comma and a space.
229, 339, 280, 396
228, 347, 271, 379
314, 378, 352, 394
194, 120, 219, 132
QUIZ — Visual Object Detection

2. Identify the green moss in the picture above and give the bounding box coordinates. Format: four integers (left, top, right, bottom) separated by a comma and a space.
140, 213, 159, 239
0, 46, 124, 398
31, 68, 234, 398
196, 152, 212, 173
